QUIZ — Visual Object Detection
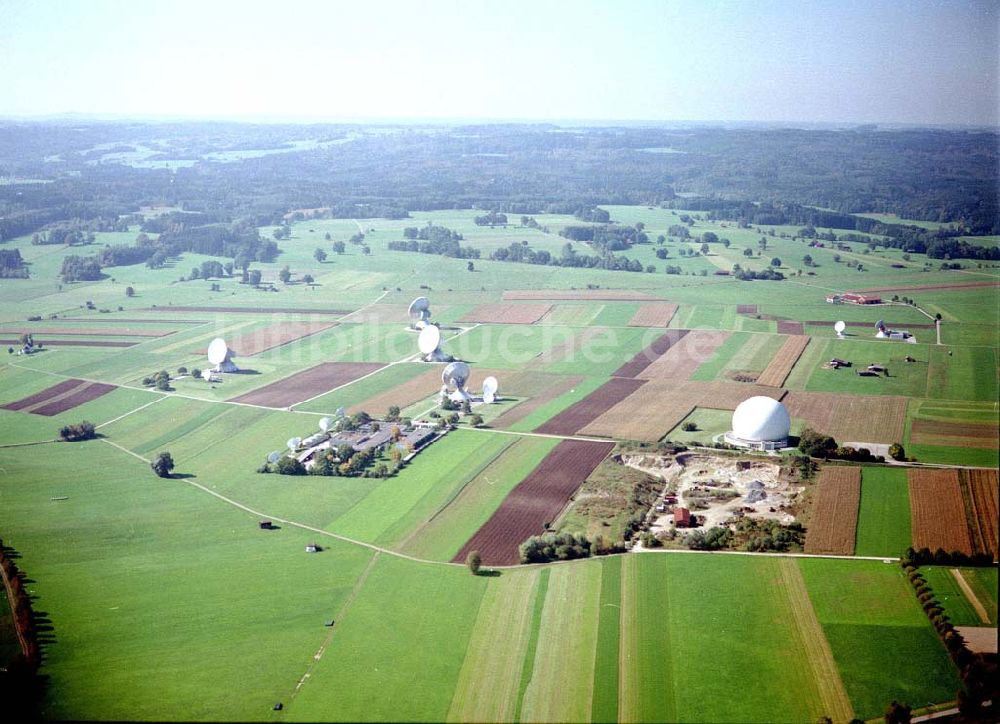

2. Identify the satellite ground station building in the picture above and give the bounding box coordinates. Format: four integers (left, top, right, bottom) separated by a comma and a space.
724, 396, 791, 451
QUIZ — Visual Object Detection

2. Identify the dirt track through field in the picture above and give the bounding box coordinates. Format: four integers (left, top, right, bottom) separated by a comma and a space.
757, 335, 810, 387
613, 330, 689, 378
1, 327, 175, 337
229, 362, 385, 407
859, 281, 1000, 293
452, 440, 614, 565
0, 338, 137, 348
150, 305, 351, 315
804, 467, 861, 555
535, 378, 646, 436
775, 559, 854, 722
951, 570, 990, 624
908, 469, 973, 555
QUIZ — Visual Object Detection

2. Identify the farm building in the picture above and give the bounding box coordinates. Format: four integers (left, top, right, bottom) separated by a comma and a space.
674, 507, 692, 527
843, 293, 881, 304
724, 396, 791, 451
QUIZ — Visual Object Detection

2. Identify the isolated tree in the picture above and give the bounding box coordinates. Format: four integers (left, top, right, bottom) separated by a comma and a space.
465, 550, 482, 575
770, 257, 782, 268
802, 254, 813, 267
743, 247, 754, 257
722, 238, 731, 248
151, 451, 175, 478
314, 248, 327, 263
467, 261, 475, 271
191, 367, 201, 379
386, 405, 400, 421
888, 443, 906, 461
324, 232, 331, 241
278, 265, 292, 284
189, 267, 200, 280
362, 246, 371, 256
332, 241, 346, 254
302, 274, 314, 284
468, 414, 484, 427
700, 243, 709, 255
125, 286, 135, 297
701, 231, 717, 244
248, 269, 262, 286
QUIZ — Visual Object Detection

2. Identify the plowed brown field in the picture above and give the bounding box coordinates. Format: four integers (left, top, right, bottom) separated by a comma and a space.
910, 419, 999, 449
221, 321, 337, 356
613, 329, 689, 378
2, 379, 88, 411
459, 303, 552, 325
491, 374, 585, 430
757, 335, 810, 387
776, 320, 805, 335
534, 378, 646, 436
909, 469, 973, 555
804, 467, 861, 555
503, 289, 658, 301
627, 303, 678, 327
783, 392, 907, 444
452, 440, 615, 565
580, 379, 785, 442
31, 382, 117, 416
230, 362, 385, 407
962, 469, 998, 559
736, 304, 758, 314
635, 330, 730, 380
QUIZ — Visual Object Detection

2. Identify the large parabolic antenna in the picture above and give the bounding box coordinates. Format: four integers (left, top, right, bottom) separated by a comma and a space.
834, 320, 846, 337
207, 337, 238, 373
482, 376, 499, 404
408, 296, 432, 329
417, 324, 449, 362
441, 361, 472, 402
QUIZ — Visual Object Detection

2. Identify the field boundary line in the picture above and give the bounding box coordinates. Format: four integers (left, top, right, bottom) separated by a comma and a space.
777, 559, 854, 722
334, 289, 390, 323
99, 437, 151, 464
291, 550, 383, 698
96, 396, 168, 429
950, 569, 990, 623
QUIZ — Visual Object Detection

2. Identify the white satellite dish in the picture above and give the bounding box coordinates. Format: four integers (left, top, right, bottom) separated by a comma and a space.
441, 361, 472, 403
834, 320, 846, 337
482, 375, 499, 404
200, 369, 214, 381
335, 406, 346, 418
418, 324, 441, 354
408, 296, 431, 326
207, 337, 238, 372
286, 436, 302, 451
267, 451, 281, 464
319, 416, 334, 433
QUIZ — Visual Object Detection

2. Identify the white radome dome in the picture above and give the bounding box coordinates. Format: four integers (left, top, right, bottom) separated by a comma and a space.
731, 396, 790, 442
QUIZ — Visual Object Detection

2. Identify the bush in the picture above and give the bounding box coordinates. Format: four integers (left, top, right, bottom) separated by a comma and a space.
59, 420, 96, 441
681, 421, 697, 432
465, 551, 482, 575
151, 451, 175, 478
468, 414, 484, 427
276, 456, 307, 475
519, 532, 592, 563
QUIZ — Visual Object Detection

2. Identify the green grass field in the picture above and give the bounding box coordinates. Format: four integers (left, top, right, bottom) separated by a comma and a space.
0, 201, 996, 722
855, 467, 912, 558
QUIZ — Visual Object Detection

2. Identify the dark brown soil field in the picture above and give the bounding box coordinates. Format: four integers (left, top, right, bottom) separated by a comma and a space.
491, 374, 585, 429
452, 440, 615, 565
756, 335, 810, 387
221, 321, 338, 356
503, 290, 659, 301
783, 392, 907, 444
909, 469, 973, 556
627, 303, 678, 327
804, 467, 861, 555
60, 317, 208, 324
2, 327, 175, 337
2, 379, 87, 411
0, 339, 136, 348
963, 469, 998, 559
30, 382, 117, 416
776, 320, 805, 335
230, 362, 385, 407
736, 304, 758, 314
911, 418, 998, 440
534, 378, 646, 436
636, 330, 730, 380
458, 303, 553, 324
859, 281, 1000, 293
151, 305, 351, 315
612, 329, 689, 378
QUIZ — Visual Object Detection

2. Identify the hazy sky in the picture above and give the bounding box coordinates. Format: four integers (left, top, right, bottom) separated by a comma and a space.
1, 0, 996, 125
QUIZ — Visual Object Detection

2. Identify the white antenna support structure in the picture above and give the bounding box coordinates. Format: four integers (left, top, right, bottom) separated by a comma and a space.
441, 361, 472, 403
482, 376, 499, 404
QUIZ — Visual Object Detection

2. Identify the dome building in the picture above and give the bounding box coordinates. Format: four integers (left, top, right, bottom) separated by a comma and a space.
724, 396, 791, 450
